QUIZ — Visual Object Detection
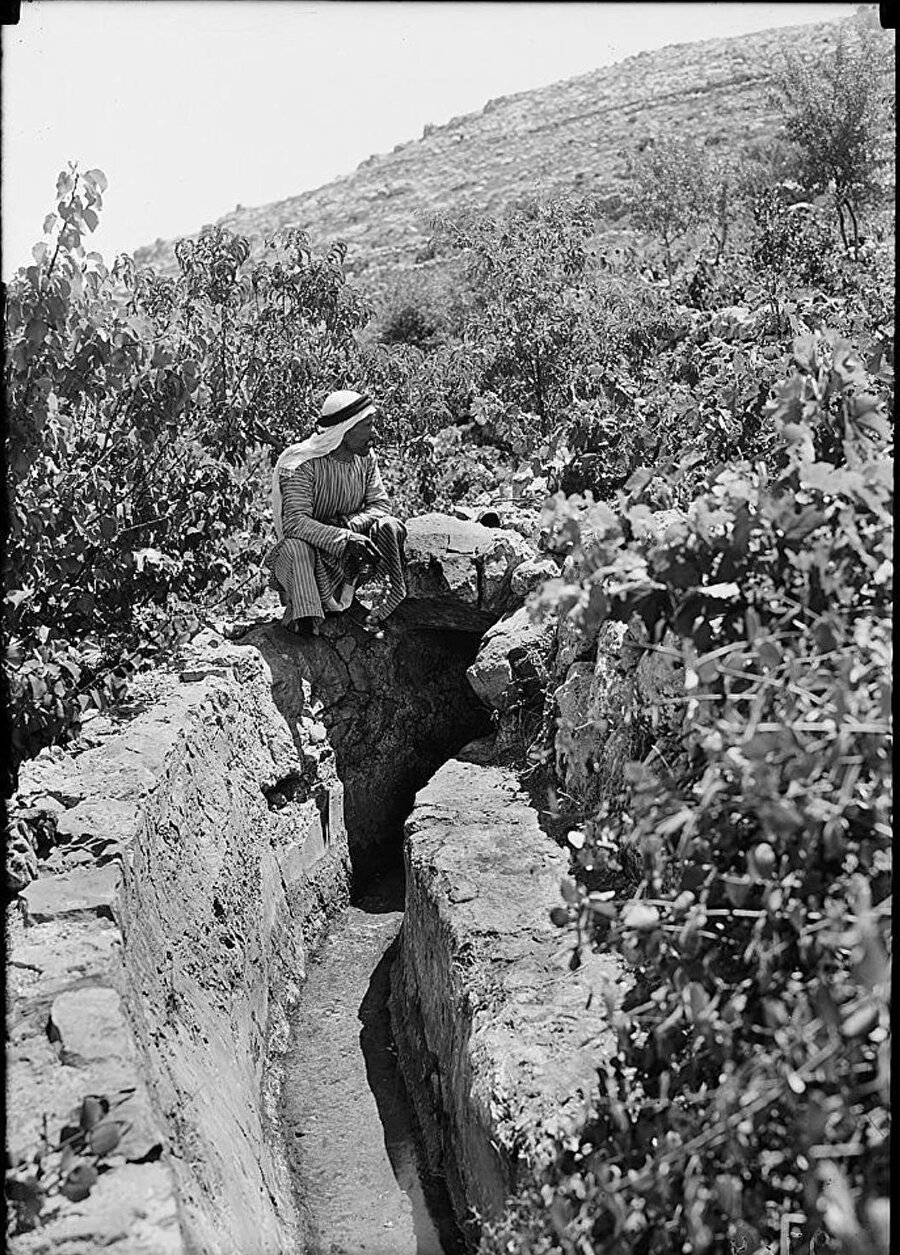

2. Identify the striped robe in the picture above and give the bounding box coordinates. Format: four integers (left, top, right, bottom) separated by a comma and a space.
265, 451, 407, 626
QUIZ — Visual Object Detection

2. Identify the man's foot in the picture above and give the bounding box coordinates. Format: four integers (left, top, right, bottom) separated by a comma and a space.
345, 600, 387, 638
287, 617, 321, 637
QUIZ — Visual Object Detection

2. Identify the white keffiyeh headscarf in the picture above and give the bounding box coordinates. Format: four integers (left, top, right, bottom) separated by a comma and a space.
271, 390, 375, 541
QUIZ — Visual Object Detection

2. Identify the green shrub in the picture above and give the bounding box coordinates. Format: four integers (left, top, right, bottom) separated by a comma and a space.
3, 166, 372, 785
482, 332, 892, 1255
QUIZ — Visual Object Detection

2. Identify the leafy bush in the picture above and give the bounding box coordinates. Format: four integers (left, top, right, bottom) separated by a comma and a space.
482, 332, 892, 1255
628, 138, 718, 280
363, 261, 467, 352
379, 302, 444, 351
429, 197, 678, 432
362, 196, 688, 510
3, 166, 372, 785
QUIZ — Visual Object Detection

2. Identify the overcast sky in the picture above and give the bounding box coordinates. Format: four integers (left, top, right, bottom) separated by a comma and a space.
1, 1, 856, 278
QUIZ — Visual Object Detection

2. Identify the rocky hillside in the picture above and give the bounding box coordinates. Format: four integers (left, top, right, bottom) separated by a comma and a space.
139, 15, 849, 286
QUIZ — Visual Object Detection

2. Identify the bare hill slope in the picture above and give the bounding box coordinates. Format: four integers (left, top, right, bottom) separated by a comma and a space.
134, 16, 852, 283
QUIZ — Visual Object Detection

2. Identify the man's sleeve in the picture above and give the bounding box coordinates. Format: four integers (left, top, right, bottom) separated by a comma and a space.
280, 462, 351, 558
345, 454, 393, 532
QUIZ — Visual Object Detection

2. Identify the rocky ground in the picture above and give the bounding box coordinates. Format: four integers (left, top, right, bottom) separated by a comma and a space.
391, 748, 629, 1247
6, 640, 348, 1254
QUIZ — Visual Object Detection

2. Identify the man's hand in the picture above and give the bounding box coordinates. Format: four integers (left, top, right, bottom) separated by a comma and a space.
345, 533, 382, 568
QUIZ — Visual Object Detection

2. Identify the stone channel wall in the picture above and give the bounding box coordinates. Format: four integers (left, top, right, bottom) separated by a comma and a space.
7, 636, 350, 1255
390, 744, 630, 1248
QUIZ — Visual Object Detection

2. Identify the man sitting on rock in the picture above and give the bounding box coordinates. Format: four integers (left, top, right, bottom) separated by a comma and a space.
266, 390, 407, 636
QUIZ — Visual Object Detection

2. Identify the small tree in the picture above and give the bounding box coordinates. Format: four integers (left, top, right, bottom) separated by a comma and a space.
772, 19, 895, 253
430, 196, 600, 428
627, 137, 709, 280
429, 196, 675, 440
702, 150, 747, 265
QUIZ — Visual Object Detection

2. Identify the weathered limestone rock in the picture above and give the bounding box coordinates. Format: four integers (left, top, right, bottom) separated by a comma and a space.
633, 622, 686, 713
6, 822, 38, 893
553, 596, 603, 677
553, 661, 597, 790
22, 862, 121, 922
452, 500, 541, 540
7, 905, 180, 1254
118, 647, 350, 1255
509, 554, 560, 601
390, 753, 629, 1242
466, 606, 556, 714
550, 616, 690, 840
7, 636, 350, 1255
552, 621, 630, 806
54, 797, 140, 845
397, 512, 534, 631
18, 1164, 182, 1255
539, 505, 693, 813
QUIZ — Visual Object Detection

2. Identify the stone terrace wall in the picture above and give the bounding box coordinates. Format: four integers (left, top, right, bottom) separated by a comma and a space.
7, 636, 350, 1254
390, 745, 630, 1246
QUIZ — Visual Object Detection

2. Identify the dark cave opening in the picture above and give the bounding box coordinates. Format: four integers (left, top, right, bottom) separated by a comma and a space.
248, 617, 493, 889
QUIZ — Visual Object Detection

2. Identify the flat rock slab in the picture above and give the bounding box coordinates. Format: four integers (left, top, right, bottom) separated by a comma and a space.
49, 986, 134, 1064
9, 917, 121, 1008
398, 513, 533, 631
55, 797, 141, 845
23, 863, 121, 923
17, 748, 158, 807
10, 1163, 182, 1255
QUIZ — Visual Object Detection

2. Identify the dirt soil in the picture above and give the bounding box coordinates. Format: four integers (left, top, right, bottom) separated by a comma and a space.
281, 867, 465, 1255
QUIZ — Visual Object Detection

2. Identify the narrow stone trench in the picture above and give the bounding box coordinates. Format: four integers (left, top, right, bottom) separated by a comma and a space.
248, 612, 498, 1251
281, 858, 467, 1255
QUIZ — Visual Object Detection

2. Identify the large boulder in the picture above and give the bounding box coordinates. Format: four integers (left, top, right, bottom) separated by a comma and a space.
551, 615, 687, 813
510, 554, 560, 601
466, 606, 556, 715
397, 513, 534, 631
